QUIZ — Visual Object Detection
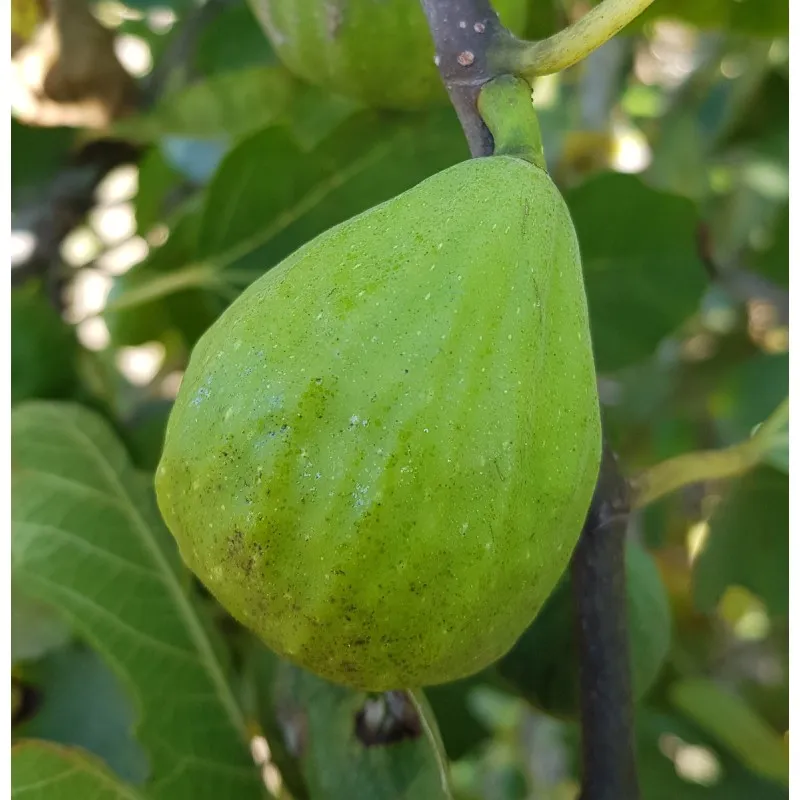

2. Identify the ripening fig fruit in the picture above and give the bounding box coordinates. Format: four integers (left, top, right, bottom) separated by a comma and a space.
156, 86, 601, 690
247, 0, 527, 110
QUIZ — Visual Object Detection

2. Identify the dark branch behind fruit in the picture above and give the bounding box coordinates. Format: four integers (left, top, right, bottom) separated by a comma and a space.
420, 3, 639, 797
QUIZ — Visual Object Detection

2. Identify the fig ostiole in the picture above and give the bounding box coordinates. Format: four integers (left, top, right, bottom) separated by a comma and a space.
156, 86, 601, 691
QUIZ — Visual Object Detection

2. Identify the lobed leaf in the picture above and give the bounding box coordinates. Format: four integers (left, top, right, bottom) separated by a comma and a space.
12, 741, 144, 800
11, 402, 264, 799
251, 647, 453, 799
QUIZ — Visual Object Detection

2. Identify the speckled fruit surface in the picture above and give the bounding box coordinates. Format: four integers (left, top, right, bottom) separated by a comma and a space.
248, 0, 528, 110
155, 155, 601, 690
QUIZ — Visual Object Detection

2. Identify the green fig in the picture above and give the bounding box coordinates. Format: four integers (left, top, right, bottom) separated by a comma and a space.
156, 82, 601, 690
247, 0, 527, 110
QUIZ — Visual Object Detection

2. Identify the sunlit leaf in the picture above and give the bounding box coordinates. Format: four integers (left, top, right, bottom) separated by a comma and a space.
12, 402, 263, 799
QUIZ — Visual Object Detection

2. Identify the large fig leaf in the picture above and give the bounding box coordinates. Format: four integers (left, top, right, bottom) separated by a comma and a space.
15, 643, 149, 785
107, 107, 468, 327
11, 584, 71, 663
12, 741, 144, 800
194, 2, 277, 76
112, 66, 296, 142
197, 108, 467, 271
11, 402, 263, 799
250, 647, 453, 799
565, 173, 707, 373
693, 466, 788, 618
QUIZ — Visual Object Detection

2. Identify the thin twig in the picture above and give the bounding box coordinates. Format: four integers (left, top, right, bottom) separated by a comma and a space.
630, 398, 789, 509
495, 0, 654, 79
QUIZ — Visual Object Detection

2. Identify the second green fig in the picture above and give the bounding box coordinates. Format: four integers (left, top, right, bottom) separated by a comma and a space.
248, 0, 528, 110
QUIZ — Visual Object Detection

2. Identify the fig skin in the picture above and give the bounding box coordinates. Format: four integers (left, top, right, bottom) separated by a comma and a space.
156, 155, 601, 691
248, 0, 527, 110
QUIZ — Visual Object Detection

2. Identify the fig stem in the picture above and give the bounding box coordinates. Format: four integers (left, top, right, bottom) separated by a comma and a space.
477, 76, 547, 170
630, 397, 789, 509
571, 444, 639, 800
493, 0, 655, 78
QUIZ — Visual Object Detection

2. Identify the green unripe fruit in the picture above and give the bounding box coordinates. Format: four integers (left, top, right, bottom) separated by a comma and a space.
12, 284, 78, 406
156, 152, 601, 691
247, 0, 527, 110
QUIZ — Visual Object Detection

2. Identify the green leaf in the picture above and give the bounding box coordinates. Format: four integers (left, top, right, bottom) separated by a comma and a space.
12, 585, 71, 663
711, 353, 789, 446
762, 422, 789, 474
751, 203, 789, 287
636, 0, 788, 36
15, 643, 149, 785
722, 70, 788, 158
495, 542, 671, 718
134, 147, 185, 237
523, 0, 564, 40
423, 675, 492, 761
196, 108, 468, 272
693, 466, 788, 618
565, 173, 706, 372
12, 741, 145, 800
113, 66, 296, 142
670, 679, 789, 786
645, 109, 712, 200
11, 119, 75, 206
12, 284, 79, 406
104, 202, 224, 349
632, 710, 788, 800
107, 108, 469, 320
194, 1, 276, 76
121, 400, 174, 471
251, 648, 452, 799
11, 402, 263, 799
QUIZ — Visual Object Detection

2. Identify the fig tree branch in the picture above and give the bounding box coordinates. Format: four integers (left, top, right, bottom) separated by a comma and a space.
492, 0, 655, 79
419, 0, 506, 157
572, 445, 639, 800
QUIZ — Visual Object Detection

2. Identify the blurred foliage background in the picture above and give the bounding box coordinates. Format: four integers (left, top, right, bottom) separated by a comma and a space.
11, 0, 789, 798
